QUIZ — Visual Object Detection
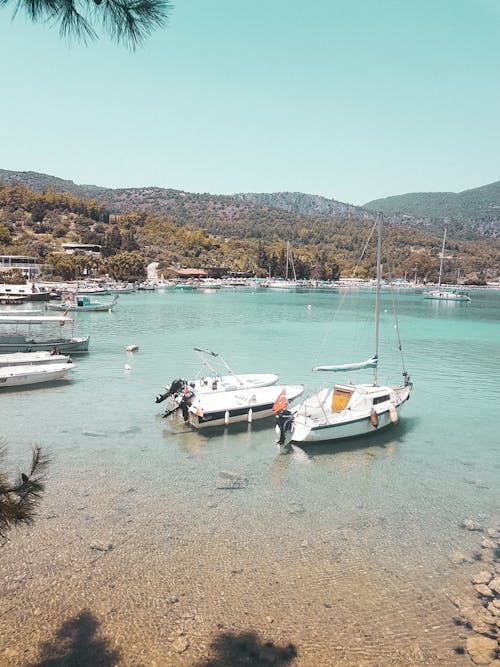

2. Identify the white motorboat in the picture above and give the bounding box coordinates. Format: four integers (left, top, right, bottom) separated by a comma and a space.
156, 347, 279, 403
424, 229, 471, 302
161, 381, 304, 429
0, 351, 71, 367
275, 216, 412, 449
0, 361, 74, 388
0, 283, 51, 302
0, 315, 90, 354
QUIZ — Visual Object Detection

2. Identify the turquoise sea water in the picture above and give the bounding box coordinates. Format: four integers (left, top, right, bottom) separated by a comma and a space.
1, 287, 499, 666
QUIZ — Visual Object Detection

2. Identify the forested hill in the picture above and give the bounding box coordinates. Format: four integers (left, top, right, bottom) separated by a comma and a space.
0, 180, 499, 283
364, 181, 500, 239
0, 169, 499, 241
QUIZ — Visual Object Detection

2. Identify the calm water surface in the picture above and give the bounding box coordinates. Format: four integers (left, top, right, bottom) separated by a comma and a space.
1, 288, 499, 666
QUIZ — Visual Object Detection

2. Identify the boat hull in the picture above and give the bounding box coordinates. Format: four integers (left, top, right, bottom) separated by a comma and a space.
47, 303, 115, 312
187, 385, 304, 429
0, 351, 71, 367
0, 362, 74, 388
0, 334, 89, 354
424, 290, 470, 302
288, 386, 410, 444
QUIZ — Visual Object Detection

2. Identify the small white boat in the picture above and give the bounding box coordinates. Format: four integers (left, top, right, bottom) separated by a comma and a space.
0, 361, 74, 388
424, 289, 471, 302
0, 351, 71, 367
162, 382, 304, 429
156, 347, 279, 400
47, 293, 119, 312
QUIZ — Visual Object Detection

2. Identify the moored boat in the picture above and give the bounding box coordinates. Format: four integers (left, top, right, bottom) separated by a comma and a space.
155, 347, 279, 408
423, 229, 471, 303
160, 381, 304, 429
0, 361, 74, 388
47, 293, 119, 312
275, 216, 412, 450
0, 315, 90, 354
0, 351, 71, 367
0, 283, 50, 302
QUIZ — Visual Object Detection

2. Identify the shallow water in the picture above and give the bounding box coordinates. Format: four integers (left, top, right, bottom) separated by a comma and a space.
1, 288, 499, 666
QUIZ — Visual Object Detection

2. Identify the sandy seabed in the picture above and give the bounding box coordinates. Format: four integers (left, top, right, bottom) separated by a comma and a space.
0, 464, 485, 667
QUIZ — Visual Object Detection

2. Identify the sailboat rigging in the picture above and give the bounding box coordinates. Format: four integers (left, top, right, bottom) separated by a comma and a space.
275, 216, 412, 449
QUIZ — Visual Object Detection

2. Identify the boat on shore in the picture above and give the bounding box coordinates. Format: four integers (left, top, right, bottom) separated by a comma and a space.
0, 315, 90, 354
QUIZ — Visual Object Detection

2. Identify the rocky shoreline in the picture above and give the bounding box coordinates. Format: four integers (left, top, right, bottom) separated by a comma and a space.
452, 520, 500, 665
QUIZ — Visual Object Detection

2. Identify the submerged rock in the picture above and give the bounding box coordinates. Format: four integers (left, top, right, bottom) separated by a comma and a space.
172, 636, 189, 654
461, 519, 483, 531
216, 471, 248, 490
472, 571, 494, 585
474, 584, 494, 598
489, 577, 500, 595
89, 542, 113, 552
466, 635, 497, 664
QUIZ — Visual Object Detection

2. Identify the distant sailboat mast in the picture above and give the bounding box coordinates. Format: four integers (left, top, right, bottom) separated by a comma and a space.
373, 215, 382, 386
285, 241, 297, 281
437, 228, 447, 288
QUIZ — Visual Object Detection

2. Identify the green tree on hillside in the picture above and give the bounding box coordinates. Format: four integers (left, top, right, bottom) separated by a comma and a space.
103, 251, 145, 280
0, 0, 172, 49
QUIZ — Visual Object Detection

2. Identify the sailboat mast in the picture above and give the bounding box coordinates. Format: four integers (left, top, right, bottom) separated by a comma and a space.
438, 228, 447, 288
373, 215, 382, 385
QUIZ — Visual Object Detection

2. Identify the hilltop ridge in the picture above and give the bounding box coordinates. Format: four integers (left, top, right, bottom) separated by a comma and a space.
1, 169, 499, 240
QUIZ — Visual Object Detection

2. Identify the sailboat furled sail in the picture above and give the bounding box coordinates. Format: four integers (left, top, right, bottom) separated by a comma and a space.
313, 355, 378, 372
275, 216, 412, 450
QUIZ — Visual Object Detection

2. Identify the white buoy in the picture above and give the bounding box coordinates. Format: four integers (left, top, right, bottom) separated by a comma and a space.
307, 304, 312, 309
224, 410, 230, 425
248, 408, 253, 423
124, 364, 132, 370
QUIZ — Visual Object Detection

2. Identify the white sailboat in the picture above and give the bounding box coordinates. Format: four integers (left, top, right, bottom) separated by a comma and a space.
265, 241, 300, 289
275, 216, 412, 449
424, 229, 471, 302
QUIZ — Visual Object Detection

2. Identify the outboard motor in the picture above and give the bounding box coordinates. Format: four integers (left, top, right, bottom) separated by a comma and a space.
155, 378, 187, 403
275, 409, 294, 449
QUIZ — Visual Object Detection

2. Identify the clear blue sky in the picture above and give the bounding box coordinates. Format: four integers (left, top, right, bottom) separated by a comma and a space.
1, 0, 499, 205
